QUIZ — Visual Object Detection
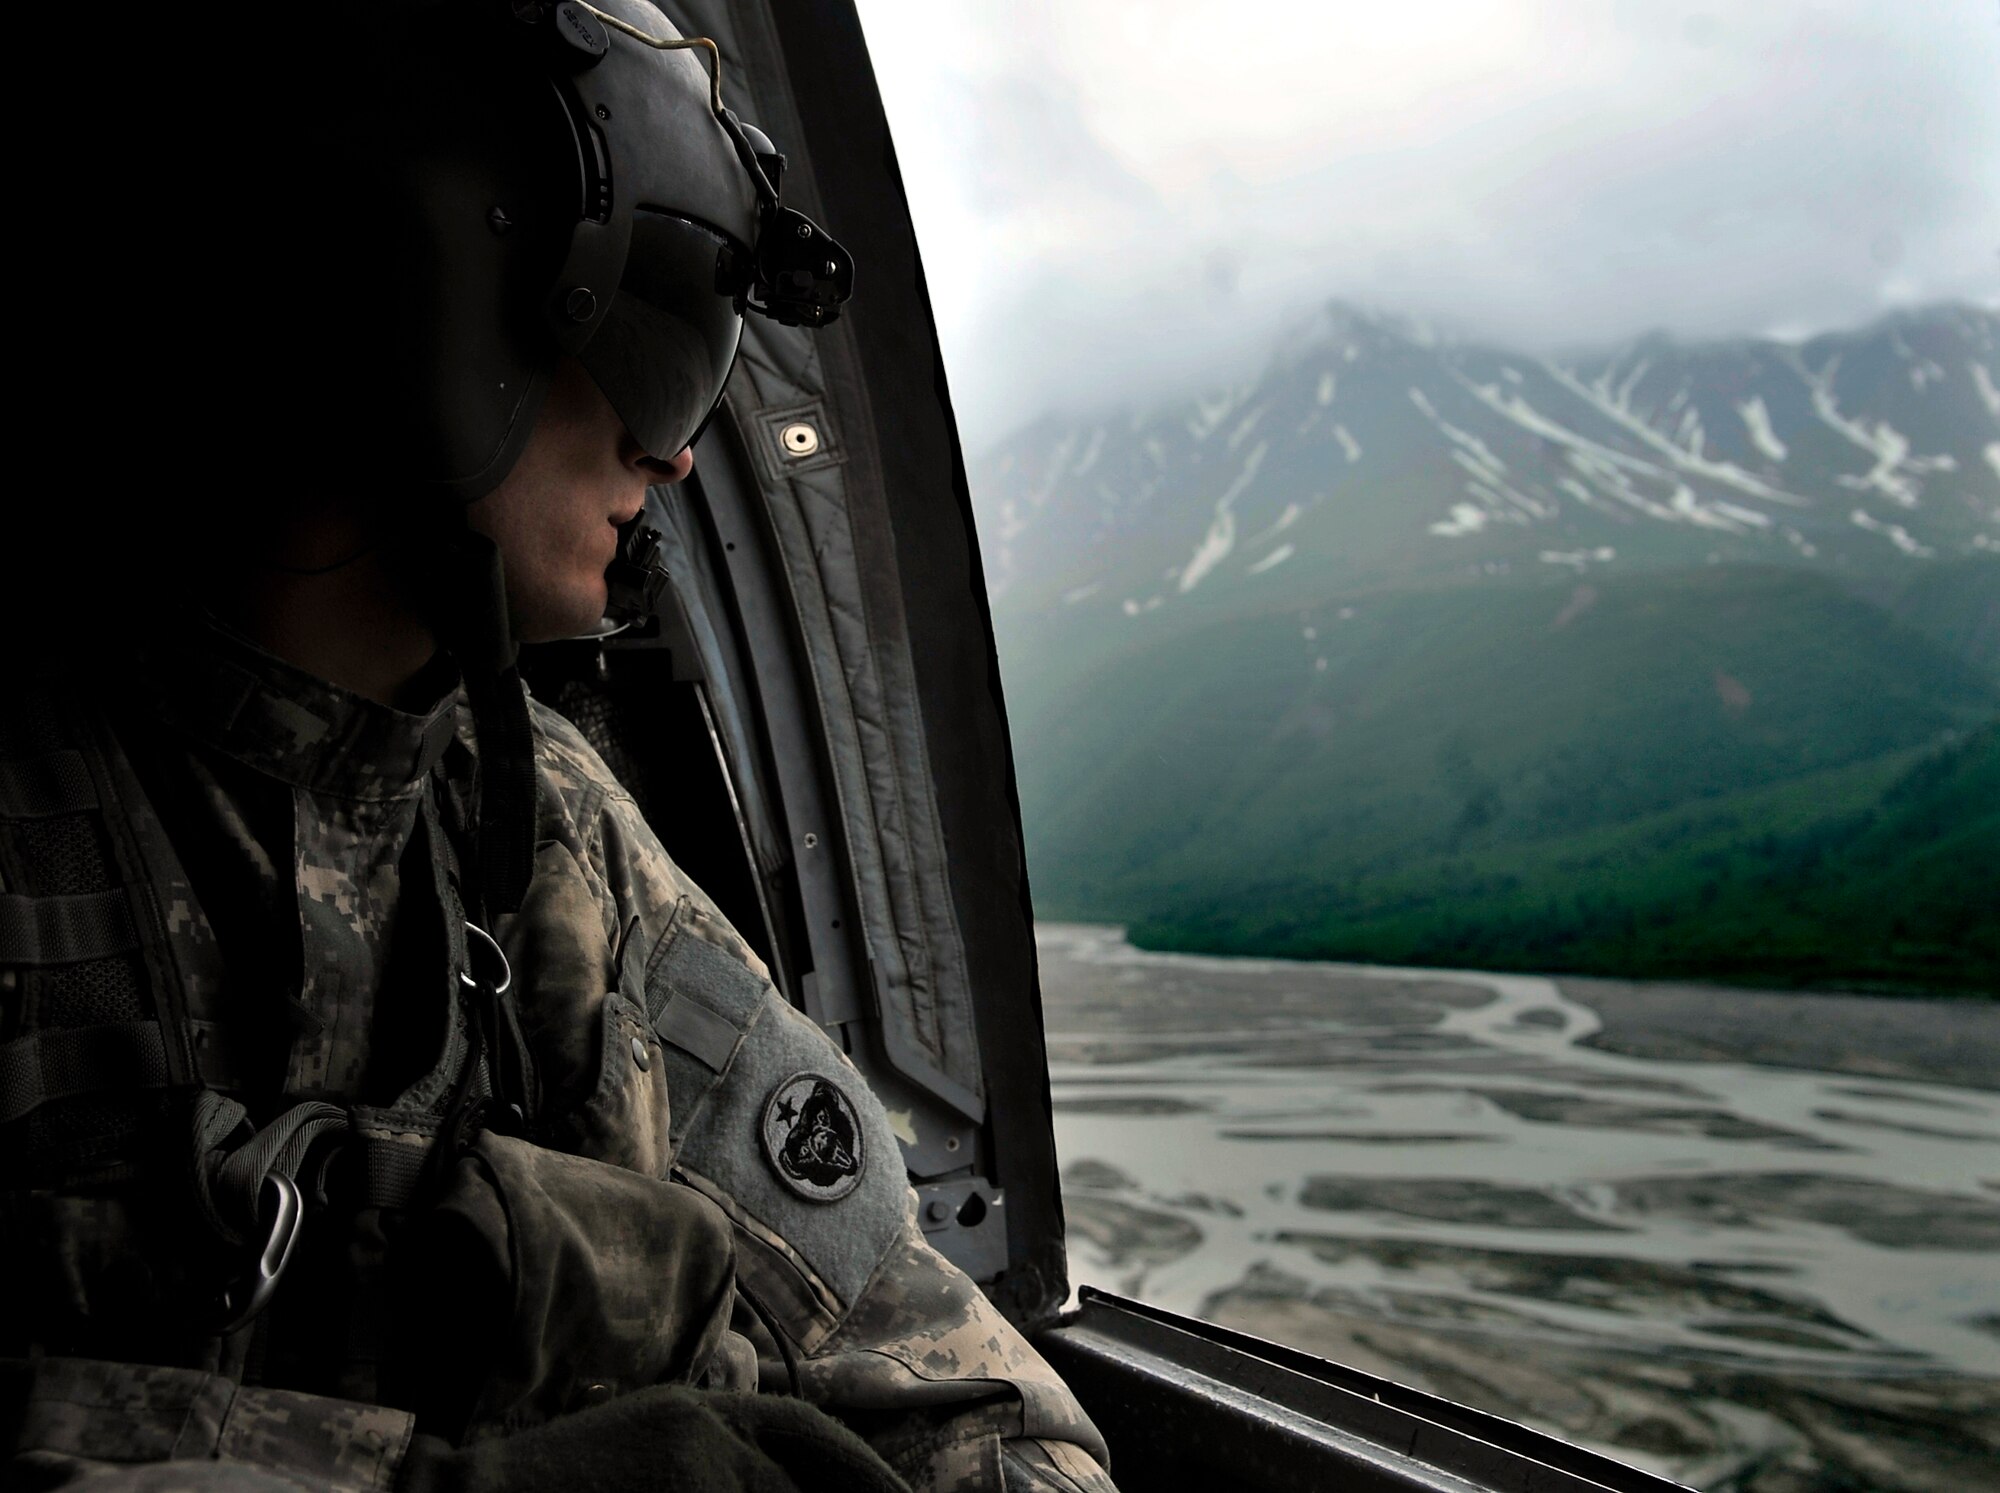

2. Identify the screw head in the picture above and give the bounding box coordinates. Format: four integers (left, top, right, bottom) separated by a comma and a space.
795, 222, 813, 240
564, 287, 597, 322
595, 103, 610, 120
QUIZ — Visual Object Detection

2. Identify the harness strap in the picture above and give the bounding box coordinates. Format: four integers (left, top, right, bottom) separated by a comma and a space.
0, 890, 136, 964
0, 1021, 170, 1125
190, 1090, 350, 1250
0, 749, 99, 817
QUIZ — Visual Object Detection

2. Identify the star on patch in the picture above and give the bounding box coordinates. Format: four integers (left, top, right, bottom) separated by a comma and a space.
760, 1071, 865, 1203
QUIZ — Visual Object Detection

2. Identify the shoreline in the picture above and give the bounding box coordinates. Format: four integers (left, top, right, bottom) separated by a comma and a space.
1558, 974, 2000, 1093
1038, 923, 2000, 1093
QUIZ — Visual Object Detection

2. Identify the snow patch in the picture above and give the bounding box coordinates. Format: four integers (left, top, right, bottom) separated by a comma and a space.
1670, 485, 1745, 532
1072, 426, 1106, 477
1796, 354, 1937, 509
1736, 396, 1788, 462
1985, 442, 2000, 484
1535, 362, 1811, 507
1062, 583, 1101, 606
1244, 503, 1302, 549
1711, 499, 1773, 530
1226, 406, 1265, 451
1187, 384, 1251, 442
1247, 544, 1295, 575
1334, 424, 1362, 463
1429, 502, 1490, 537
1850, 509, 1934, 558
1540, 547, 1616, 570
1120, 596, 1164, 616
1178, 441, 1269, 594
1316, 371, 1336, 406
1972, 362, 2000, 419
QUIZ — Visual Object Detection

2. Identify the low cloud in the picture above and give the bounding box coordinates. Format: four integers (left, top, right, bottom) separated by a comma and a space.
857, 0, 2000, 450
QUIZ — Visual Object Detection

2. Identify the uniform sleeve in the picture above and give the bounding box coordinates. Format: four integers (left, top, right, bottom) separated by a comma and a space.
11, 1357, 414, 1493
539, 711, 1116, 1492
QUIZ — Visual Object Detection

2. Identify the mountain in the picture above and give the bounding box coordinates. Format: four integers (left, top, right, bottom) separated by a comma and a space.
974, 304, 2000, 671
973, 305, 2000, 993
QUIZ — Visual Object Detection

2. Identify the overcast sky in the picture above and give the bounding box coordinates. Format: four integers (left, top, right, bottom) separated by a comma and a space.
850, 0, 2000, 451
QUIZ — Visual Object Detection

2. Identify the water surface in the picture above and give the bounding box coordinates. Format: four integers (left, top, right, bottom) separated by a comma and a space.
1041, 924, 2000, 1491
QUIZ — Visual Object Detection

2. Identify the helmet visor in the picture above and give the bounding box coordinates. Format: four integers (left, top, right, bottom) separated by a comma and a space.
578, 211, 744, 460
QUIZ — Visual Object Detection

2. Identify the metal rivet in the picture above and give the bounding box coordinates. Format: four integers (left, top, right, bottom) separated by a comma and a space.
565, 287, 597, 322
824, 260, 838, 277
629, 1035, 650, 1070
795, 222, 813, 239
925, 1200, 951, 1224
802, 831, 819, 849
595, 104, 611, 120
780, 422, 820, 458
488, 206, 513, 235
944, 1135, 961, 1152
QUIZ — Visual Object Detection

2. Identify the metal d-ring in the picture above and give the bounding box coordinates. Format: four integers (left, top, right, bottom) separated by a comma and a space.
461, 921, 513, 995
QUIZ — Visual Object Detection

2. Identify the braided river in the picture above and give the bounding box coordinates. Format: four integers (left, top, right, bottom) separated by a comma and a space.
1040, 924, 2000, 1491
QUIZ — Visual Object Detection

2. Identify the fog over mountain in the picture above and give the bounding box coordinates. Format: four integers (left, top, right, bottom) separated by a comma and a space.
974, 303, 2000, 631
857, 0, 2000, 451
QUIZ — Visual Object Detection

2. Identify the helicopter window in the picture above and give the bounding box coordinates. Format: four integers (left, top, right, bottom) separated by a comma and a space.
862, 2, 2000, 1489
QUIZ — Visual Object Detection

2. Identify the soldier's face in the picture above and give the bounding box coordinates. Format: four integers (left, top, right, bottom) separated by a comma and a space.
469, 356, 694, 643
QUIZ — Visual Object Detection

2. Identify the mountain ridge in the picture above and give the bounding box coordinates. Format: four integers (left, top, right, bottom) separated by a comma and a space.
973, 301, 2000, 669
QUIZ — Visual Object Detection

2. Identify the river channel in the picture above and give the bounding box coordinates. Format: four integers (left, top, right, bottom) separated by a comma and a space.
1039, 923, 2000, 1491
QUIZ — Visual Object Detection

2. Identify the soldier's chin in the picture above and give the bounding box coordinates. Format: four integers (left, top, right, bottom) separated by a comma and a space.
521, 580, 611, 646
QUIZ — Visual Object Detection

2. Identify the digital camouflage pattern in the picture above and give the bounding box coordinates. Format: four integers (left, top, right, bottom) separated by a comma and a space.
527, 704, 1114, 1489
16, 1357, 412, 1492
3, 620, 1112, 1488
4, 621, 1113, 1491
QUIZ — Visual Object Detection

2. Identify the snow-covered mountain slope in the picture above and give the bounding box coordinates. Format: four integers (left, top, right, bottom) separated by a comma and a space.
970, 304, 2000, 627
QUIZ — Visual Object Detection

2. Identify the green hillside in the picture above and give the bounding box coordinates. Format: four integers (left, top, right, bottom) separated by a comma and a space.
1010, 565, 2000, 994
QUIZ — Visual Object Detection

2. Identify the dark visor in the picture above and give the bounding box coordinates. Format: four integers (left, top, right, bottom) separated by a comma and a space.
577, 211, 744, 460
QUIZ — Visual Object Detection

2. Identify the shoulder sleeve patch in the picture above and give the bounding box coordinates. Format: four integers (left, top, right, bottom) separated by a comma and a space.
673, 991, 905, 1314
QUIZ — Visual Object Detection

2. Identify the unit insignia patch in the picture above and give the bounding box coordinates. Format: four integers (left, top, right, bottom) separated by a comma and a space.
760, 1071, 865, 1202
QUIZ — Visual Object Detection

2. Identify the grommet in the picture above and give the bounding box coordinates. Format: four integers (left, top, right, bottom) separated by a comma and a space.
565, 287, 598, 323
780, 423, 820, 458
629, 1035, 650, 1071
802, 830, 819, 849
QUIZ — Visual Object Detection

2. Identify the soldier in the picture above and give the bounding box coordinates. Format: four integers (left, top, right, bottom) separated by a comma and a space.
0, 3, 1116, 1491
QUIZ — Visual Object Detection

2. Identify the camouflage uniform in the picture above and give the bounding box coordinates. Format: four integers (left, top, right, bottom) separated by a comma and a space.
2, 620, 1114, 1493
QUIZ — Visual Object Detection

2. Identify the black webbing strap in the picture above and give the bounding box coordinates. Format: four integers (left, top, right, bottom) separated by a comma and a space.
0, 890, 137, 964
425, 525, 535, 919
0, 1019, 249, 1126
0, 1021, 171, 1125
354, 1133, 433, 1211
0, 750, 98, 818
461, 663, 537, 918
